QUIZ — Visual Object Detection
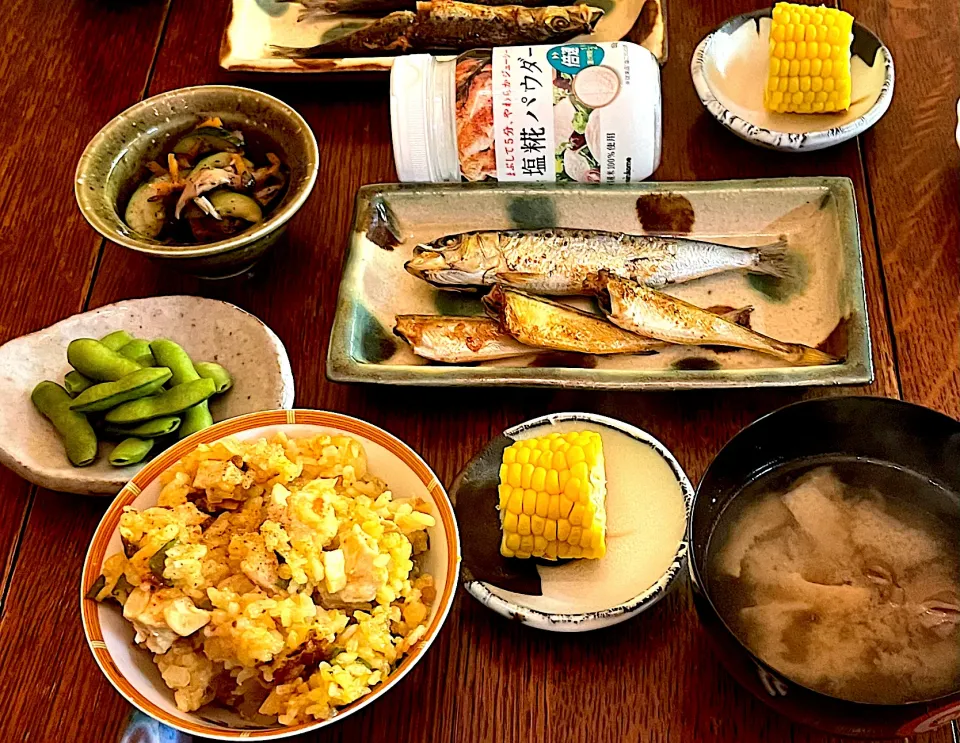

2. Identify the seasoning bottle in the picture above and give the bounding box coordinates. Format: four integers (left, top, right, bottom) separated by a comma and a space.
390, 41, 661, 183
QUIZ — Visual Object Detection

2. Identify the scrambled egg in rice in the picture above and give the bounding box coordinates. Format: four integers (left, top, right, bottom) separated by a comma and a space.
87, 433, 437, 725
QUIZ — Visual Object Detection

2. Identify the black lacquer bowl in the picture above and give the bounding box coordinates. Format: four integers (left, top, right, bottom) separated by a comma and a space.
690, 396, 960, 738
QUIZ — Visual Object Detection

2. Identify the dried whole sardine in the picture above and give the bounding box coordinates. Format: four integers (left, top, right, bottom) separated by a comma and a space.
271, 11, 417, 57
594, 272, 838, 367
394, 315, 531, 362
482, 286, 664, 355
412, 0, 603, 48
405, 228, 793, 294
270, 0, 603, 57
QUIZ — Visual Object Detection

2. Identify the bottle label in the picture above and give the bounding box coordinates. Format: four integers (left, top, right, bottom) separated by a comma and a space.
490, 42, 657, 183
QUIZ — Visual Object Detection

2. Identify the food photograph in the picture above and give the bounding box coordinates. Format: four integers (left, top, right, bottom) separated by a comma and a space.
0, 1, 957, 743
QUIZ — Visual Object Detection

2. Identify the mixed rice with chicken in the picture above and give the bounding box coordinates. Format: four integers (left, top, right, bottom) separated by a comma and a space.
87, 432, 437, 725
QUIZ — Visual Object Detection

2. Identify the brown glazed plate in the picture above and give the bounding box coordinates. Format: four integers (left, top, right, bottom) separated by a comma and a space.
326, 179, 873, 390
219, 0, 666, 73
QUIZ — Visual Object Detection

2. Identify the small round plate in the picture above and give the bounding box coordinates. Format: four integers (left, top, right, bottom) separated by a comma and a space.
691, 10, 894, 152
451, 411, 693, 632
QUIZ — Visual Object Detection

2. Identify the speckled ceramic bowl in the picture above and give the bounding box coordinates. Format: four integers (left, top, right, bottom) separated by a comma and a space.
75, 85, 319, 279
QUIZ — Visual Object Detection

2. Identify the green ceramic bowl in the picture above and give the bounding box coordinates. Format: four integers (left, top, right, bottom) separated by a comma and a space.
75, 85, 319, 279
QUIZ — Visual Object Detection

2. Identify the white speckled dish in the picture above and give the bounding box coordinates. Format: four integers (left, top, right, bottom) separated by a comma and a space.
0, 296, 295, 495
691, 10, 894, 152
453, 412, 693, 632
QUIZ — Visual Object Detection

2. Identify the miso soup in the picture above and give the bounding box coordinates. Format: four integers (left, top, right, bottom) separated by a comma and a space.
706, 458, 960, 705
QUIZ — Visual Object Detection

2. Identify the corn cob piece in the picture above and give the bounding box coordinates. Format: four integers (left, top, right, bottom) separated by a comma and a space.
498, 431, 607, 560
765, 3, 854, 114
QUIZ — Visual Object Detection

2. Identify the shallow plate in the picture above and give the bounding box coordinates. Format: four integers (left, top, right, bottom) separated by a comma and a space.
691, 10, 894, 152
453, 412, 692, 631
326, 179, 872, 389
219, 0, 666, 73
0, 296, 295, 495
81, 409, 460, 740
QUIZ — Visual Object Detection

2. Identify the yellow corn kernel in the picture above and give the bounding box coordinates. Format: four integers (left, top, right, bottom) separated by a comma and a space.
531, 467, 546, 493
564, 477, 580, 499
559, 495, 575, 519
557, 519, 571, 542
518, 514, 531, 536
535, 491, 549, 518
540, 450, 553, 470
520, 463, 534, 489
544, 519, 557, 542
520, 535, 535, 554
545, 541, 558, 559
569, 503, 584, 526
507, 489, 523, 514
517, 446, 530, 465
503, 447, 516, 464
546, 494, 560, 519
507, 462, 522, 488
545, 468, 560, 495
520, 489, 535, 515
553, 450, 567, 471
498, 484, 511, 510
505, 533, 521, 551
534, 536, 548, 554
532, 515, 545, 536
502, 511, 519, 534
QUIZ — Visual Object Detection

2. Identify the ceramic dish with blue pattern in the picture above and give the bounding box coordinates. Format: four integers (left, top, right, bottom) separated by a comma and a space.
451, 411, 692, 632
691, 9, 894, 152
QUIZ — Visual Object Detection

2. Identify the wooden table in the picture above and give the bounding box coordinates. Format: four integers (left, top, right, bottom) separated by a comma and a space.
0, 1, 957, 741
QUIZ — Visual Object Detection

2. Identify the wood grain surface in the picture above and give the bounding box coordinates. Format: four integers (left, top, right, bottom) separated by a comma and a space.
0, 0, 956, 741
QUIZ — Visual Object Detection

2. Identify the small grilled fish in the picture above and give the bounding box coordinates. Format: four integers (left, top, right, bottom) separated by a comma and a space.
412, 0, 602, 48
595, 272, 838, 367
282, 0, 560, 21
271, 11, 416, 57
271, 0, 601, 57
405, 228, 792, 294
394, 315, 531, 362
482, 286, 665, 355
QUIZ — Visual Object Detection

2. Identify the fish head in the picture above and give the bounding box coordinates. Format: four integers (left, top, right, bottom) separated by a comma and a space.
404, 232, 499, 288
550, 4, 603, 33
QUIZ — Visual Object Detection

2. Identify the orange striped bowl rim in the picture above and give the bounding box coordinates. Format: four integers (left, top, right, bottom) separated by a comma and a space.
80, 409, 461, 740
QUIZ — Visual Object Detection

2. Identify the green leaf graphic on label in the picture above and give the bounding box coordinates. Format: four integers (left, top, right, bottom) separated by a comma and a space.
572, 108, 590, 134
547, 44, 604, 75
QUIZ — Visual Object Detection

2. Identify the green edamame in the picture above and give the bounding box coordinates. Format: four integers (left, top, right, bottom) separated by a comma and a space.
118, 339, 155, 367
150, 339, 212, 439
70, 367, 172, 413
99, 330, 135, 352
108, 437, 154, 467
194, 362, 234, 394
102, 416, 181, 439
64, 371, 94, 397
31, 382, 98, 467
68, 339, 142, 382
104, 377, 216, 425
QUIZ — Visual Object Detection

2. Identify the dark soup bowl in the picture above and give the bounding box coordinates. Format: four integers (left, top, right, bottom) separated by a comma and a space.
690, 396, 960, 738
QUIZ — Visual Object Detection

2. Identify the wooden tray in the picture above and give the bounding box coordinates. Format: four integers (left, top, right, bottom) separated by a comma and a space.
219, 0, 666, 73
326, 179, 873, 390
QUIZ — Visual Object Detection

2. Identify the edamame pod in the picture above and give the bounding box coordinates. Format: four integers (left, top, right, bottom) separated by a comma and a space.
150, 339, 212, 439
108, 437, 154, 467
100, 330, 135, 352
68, 339, 142, 382
70, 367, 173, 413
102, 416, 181, 439
118, 339, 156, 367
104, 378, 216, 425
31, 381, 98, 467
194, 362, 233, 393
64, 371, 94, 397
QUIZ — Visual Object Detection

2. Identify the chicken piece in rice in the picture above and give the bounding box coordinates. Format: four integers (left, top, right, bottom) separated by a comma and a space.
87, 433, 437, 725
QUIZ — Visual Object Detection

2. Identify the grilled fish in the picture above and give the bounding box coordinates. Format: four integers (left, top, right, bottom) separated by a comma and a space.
482, 286, 665, 355
394, 315, 531, 362
271, 0, 602, 57
595, 272, 838, 367
282, 0, 561, 21
405, 228, 792, 294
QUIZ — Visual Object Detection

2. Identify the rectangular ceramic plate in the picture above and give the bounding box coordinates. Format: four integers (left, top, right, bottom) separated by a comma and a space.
219, 0, 666, 73
327, 179, 873, 390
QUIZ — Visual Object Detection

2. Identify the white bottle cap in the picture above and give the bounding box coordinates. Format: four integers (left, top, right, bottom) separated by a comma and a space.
391, 55, 461, 182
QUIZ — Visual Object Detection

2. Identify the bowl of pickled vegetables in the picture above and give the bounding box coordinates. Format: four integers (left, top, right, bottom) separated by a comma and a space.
75, 85, 319, 278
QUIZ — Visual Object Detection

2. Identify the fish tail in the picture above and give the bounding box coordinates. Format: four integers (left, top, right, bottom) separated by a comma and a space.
269, 43, 323, 58
789, 344, 840, 367
750, 237, 795, 280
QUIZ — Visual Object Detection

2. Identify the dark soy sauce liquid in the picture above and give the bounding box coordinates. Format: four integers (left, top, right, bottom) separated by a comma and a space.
706, 456, 960, 705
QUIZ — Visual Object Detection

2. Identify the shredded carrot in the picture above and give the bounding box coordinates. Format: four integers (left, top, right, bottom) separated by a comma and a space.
145, 161, 167, 177
199, 116, 223, 128
167, 153, 180, 183
230, 153, 249, 176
